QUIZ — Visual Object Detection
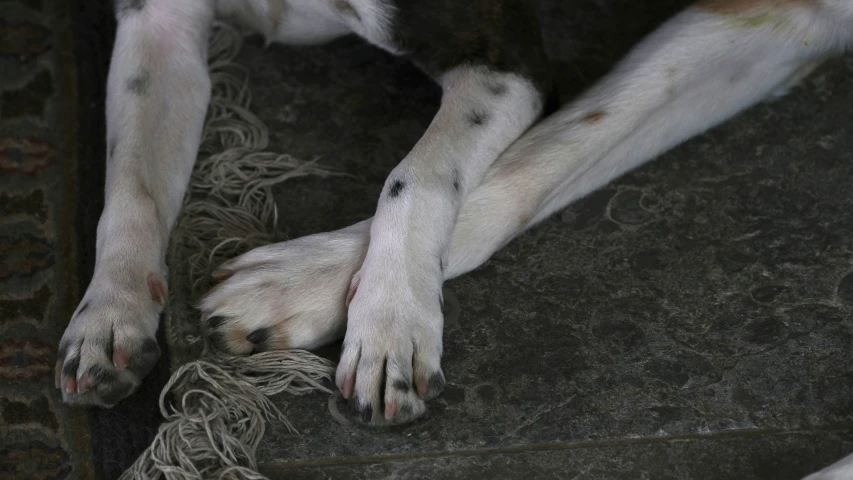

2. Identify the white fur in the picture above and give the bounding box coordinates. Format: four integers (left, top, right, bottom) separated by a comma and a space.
804, 452, 853, 480
337, 66, 542, 422
57, 0, 215, 406
199, 221, 371, 350
449, 2, 853, 272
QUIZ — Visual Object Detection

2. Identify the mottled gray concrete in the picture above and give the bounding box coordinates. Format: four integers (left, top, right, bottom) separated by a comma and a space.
261, 429, 853, 480
231, 0, 853, 477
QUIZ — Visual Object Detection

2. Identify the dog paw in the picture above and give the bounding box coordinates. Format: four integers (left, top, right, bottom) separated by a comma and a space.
198, 224, 369, 354
56, 272, 164, 407
336, 264, 446, 426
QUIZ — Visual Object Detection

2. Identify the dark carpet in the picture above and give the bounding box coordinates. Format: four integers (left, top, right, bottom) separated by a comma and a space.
0, 1, 168, 479
72, 1, 171, 479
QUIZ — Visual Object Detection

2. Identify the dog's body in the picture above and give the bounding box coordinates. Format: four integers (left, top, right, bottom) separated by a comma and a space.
57, 0, 851, 429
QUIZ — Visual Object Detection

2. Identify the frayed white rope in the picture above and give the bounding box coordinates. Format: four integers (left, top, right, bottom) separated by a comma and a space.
120, 351, 335, 480
122, 23, 337, 479
180, 22, 336, 295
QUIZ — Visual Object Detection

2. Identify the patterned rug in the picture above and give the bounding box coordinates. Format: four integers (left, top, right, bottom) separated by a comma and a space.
1, 1, 168, 478
0, 0, 96, 478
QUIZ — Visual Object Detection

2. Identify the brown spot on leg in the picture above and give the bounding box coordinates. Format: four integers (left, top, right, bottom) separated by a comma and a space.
698, 0, 818, 14
581, 109, 606, 124
211, 268, 233, 282
147, 274, 166, 306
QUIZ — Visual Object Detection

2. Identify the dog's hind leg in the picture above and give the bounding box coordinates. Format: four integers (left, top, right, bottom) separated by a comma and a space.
56, 0, 215, 407
201, 0, 851, 422
445, 0, 852, 278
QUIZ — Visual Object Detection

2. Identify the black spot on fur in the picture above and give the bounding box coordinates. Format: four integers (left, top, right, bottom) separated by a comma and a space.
399, 403, 414, 416
114, 0, 145, 17
392, 379, 411, 392
108, 140, 117, 159
126, 70, 150, 95
467, 109, 489, 127
439, 257, 444, 273
247, 328, 271, 345
452, 168, 461, 192
488, 82, 508, 96
206, 316, 226, 329
77, 302, 89, 316
389, 179, 406, 198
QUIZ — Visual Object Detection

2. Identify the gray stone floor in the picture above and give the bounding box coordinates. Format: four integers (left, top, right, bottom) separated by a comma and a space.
233, 2, 853, 478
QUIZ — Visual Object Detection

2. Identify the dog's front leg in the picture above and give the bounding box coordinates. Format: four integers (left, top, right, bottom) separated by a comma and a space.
57, 0, 214, 406
336, 66, 545, 424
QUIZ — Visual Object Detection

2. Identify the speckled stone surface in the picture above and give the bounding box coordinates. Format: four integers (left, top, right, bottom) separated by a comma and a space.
226, 1, 853, 477
260, 429, 853, 480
